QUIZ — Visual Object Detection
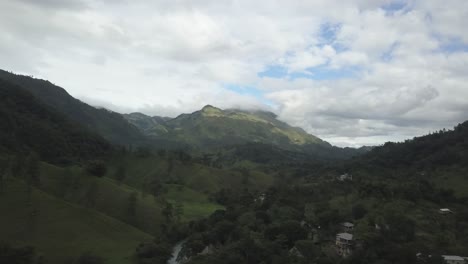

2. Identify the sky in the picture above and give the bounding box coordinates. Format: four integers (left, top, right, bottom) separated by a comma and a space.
1, 0, 468, 147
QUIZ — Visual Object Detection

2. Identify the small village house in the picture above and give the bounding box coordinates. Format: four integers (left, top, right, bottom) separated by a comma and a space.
336, 233, 353, 257
439, 208, 453, 215
338, 173, 353, 181
442, 255, 467, 264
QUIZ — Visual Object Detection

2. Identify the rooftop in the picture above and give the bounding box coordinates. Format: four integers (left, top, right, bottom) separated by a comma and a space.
442, 255, 465, 261
337, 233, 353, 241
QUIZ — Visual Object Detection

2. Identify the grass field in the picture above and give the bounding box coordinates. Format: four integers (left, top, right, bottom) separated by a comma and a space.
38, 163, 165, 236
432, 169, 468, 198
164, 184, 224, 221
38, 161, 224, 228
0, 179, 153, 264
108, 155, 274, 194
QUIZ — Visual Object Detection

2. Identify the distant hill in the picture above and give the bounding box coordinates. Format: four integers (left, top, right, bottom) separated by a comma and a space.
124, 112, 171, 136
0, 79, 110, 163
0, 70, 144, 145
356, 121, 468, 170
125, 105, 327, 149
124, 105, 367, 159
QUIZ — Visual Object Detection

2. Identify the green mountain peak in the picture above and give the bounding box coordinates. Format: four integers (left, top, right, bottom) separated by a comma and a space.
200, 105, 223, 116
125, 105, 330, 151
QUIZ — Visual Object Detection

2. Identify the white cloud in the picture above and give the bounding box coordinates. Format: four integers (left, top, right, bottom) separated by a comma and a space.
0, 0, 467, 146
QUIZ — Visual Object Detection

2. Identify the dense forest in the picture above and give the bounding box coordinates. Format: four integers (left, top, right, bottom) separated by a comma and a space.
0, 70, 145, 145
0, 79, 110, 164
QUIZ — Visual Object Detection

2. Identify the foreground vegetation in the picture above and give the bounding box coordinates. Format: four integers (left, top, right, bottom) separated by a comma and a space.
0, 178, 152, 264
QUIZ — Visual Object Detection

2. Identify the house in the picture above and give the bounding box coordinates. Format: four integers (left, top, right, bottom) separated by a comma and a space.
336, 233, 353, 257
341, 222, 354, 232
254, 193, 266, 203
338, 173, 353, 181
439, 208, 453, 215
442, 255, 467, 264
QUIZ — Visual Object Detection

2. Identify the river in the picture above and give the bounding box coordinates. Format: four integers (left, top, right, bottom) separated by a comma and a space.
167, 240, 186, 264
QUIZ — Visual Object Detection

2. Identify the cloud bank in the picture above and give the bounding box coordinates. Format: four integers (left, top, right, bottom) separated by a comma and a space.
1, 0, 467, 146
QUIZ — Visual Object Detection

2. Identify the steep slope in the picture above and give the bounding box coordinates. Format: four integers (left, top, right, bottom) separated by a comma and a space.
125, 105, 331, 151
124, 112, 170, 136
0, 70, 144, 145
0, 179, 152, 264
0, 79, 110, 163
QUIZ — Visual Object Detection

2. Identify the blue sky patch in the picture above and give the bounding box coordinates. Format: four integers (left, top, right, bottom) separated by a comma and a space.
304, 65, 362, 80
438, 38, 468, 53
318, 22, 347, 52
319, 23, 340, 43
258, 64, 361, 81
381, 42, 400, 62
258, 65, 288, 79
223, 83, 274, 106
382, 1, 411, 15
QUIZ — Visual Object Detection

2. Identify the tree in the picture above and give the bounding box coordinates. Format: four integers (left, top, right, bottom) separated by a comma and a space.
56, 168, 73, 198
149, 177, 164, 196
24, 153, 40, 203
127, 192, 138, 224
167, 157, 174, 176
304, 203, 318, 224
135, 147, 151, 158
240, 168, 250, 185
352, 203, 367, 220
86, 160, 107, 177
11, 153, 25, 177
114, 166, 126, 184
135, 242, 172, 264
0, 158, 9, 194
162, 200, 173, 222
25, 153, 40, 187
174, 201, 184, 222
77, 252, 104, 264
85, 182, 99, 208
0, 244, 36, 264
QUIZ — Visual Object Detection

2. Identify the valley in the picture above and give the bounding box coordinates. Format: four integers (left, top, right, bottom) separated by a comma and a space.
1, 71, 468, 264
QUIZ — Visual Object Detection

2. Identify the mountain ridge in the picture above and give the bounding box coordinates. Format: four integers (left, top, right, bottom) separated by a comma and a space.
0, 78, 111, 163
0, 69, 145, 145
123, 104, 331, 152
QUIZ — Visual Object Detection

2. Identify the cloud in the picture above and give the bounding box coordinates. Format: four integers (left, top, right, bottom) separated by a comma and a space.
16, 0, 89, 10
0, 0, 467, 146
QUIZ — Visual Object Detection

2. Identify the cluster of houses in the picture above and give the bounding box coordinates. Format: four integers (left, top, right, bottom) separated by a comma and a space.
335, 222, 354, 257
290, 205, 459, 260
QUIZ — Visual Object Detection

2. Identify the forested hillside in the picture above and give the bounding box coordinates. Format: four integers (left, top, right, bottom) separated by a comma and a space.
356, 121, 468, 170
0, 70, 144, 145
0, 79, 110, 163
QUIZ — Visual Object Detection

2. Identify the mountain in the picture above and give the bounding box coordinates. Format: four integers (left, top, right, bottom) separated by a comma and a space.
124, 112, 171, 136
0, 79, 110, 163
0, 70, 144, 145
125, 105, 330, 150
